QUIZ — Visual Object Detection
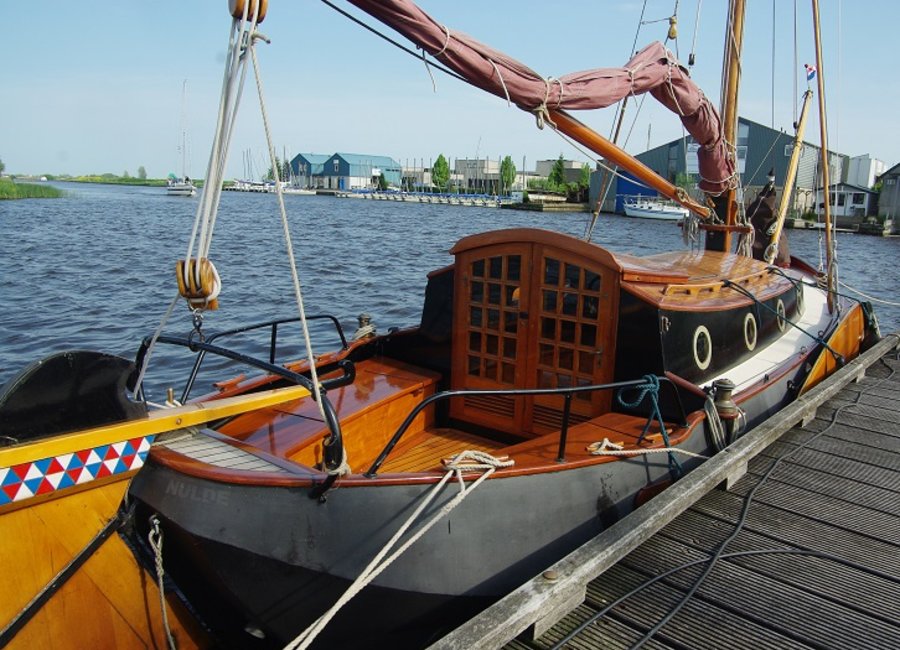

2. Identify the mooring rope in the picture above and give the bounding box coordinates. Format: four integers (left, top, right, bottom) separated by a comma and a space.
587, 438, 707, 460
615, 375, 684, 478
283, 451, 513, 650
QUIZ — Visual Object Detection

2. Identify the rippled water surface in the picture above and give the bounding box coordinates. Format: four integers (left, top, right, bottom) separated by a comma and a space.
2, 182, 898, 401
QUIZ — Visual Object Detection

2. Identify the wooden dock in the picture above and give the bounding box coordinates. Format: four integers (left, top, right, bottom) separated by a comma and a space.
432, 332, 900, 650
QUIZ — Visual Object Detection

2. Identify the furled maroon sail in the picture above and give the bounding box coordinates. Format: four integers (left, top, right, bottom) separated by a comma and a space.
348, 0, 734, 194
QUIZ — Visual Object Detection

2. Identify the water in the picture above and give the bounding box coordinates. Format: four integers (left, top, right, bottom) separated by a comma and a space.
2, 182, 898, 401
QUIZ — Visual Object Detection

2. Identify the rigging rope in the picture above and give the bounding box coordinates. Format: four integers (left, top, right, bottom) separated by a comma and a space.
615, 375, 684, 478
247, 32, 330, 429
283, 451, 514, 650
148, 516, 177, 650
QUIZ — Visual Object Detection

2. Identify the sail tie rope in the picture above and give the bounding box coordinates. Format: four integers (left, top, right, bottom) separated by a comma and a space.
283, 451, 513, 650
148, 515, 177, 650
615, 375, 684, 478
488, 58, 512, 107
532, 77, 562, 129
433, 23, 451, 58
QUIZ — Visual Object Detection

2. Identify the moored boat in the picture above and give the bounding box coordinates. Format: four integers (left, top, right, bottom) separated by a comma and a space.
1, 1, 881, 649
0, 352, 205, 648
622, 194, 690, 220
120, 2, 877, 647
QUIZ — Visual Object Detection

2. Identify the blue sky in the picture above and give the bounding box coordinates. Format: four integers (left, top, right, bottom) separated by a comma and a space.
3, 1, 896, 179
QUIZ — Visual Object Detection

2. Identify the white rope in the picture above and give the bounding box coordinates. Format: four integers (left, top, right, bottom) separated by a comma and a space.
131, 293, 180, 399
148, 516, 177, 650
488, 58, 511, 107
839, 281, 900, 306
283, 451, 513, 650
247, 39, 330, 428
704, 396, 728, 452
133, 7, 259, 399
587, 438, 707, 460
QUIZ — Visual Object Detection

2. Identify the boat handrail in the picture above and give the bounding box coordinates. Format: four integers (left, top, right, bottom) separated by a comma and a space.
135, 334, 353, 475
168, 314, 348, 402
363, 375, 687, 477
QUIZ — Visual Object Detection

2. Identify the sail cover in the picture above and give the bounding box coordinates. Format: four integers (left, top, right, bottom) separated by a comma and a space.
347, 0, 734, 194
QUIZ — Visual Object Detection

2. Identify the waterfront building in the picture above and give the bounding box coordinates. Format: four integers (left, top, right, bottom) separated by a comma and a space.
290, 153, 330, 189
877, 162, 900, 229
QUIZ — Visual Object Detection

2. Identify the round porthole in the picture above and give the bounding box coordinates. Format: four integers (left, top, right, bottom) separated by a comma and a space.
693, 325, 712, 371
776, 299, 786, 332
796, 285, 804, 316
744, 313, 758, 351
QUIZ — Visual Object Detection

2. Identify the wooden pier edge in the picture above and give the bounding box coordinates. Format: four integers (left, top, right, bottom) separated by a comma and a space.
429, 331, 900, 649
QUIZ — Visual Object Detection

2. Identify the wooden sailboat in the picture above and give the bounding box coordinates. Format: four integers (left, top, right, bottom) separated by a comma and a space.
166, 79, 197, 197
0, 1, 879, 648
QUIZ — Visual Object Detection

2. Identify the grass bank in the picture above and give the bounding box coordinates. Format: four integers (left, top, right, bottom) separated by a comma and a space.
0, 178, 64, 199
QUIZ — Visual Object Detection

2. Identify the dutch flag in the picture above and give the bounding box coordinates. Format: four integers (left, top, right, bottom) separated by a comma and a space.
804, 63, 817, 81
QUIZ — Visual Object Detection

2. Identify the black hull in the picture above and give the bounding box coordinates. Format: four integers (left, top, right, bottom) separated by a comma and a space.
127, 432, 709, 648
130, 518, 489, 649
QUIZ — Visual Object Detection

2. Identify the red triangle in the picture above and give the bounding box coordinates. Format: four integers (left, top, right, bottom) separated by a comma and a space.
95, 463, 112, 479
36, 478, 55, 495
46, 457, 65, 474
2, 484, 21, 501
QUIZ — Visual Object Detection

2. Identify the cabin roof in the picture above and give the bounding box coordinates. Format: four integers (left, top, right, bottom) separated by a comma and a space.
451, 228, 788, 310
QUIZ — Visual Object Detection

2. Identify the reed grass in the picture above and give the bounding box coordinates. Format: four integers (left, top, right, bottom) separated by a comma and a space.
0, 178, 63, 199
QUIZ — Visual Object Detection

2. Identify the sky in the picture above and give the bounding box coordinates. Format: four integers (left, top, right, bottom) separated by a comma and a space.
3, 1, 897, 180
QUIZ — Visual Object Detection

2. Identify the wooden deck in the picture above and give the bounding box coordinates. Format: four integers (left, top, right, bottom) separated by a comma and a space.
431, 332, 900, 650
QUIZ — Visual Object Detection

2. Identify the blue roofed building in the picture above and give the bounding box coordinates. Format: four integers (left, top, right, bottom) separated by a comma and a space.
321, 153, 402, 191
290, 153, 330, 189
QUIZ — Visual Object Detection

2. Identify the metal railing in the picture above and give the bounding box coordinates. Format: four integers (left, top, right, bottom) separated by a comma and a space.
364, 375, 687, 477
161, 315, 348, 403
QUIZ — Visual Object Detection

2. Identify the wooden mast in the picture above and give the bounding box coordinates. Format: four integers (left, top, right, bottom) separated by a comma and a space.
766, 89, 813, 264
705, 0, 746, 252
811, 0, 836, 312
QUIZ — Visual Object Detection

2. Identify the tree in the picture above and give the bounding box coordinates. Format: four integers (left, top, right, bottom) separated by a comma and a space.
137, 166, 147, 180
580, 163, 591, 189
500, 156, 516, 195
549, 154, 566, 189
377, 173, 388, 191
432, 154, 450, 191
265, 157, 291, 182
0, 158, 5, 175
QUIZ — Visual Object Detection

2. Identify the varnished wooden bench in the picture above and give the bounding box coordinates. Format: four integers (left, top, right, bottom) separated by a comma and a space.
215, 357, 441, 472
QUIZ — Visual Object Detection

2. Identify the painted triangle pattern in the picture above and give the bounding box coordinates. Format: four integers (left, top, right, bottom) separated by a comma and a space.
0, 435, 155, 506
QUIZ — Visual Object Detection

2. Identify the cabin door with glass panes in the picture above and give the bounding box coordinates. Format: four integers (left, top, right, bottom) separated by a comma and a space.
451, 244, 616, 437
